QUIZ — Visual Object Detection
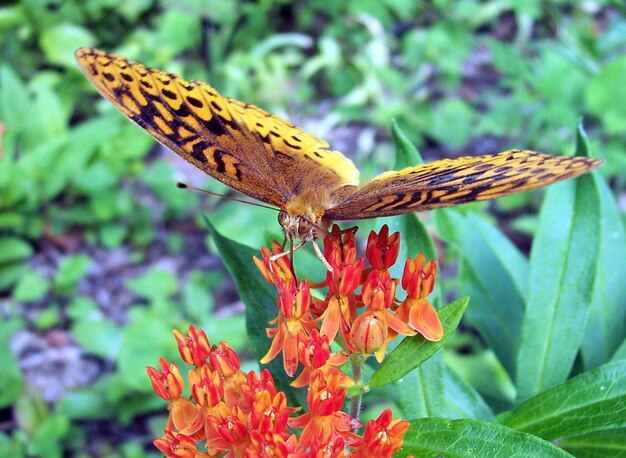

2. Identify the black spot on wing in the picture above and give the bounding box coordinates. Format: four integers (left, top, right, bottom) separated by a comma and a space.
186, 95, 203, 108
162, 88, 177, 100
213, 149, 226, 173
191, 141, 210, 163
204, 116, 226, 136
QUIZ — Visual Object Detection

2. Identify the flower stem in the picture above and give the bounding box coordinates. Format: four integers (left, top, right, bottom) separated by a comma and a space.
350, 359, 363, 428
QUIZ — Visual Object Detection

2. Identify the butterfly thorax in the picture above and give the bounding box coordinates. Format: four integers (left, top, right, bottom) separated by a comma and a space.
279, 187, 331, 241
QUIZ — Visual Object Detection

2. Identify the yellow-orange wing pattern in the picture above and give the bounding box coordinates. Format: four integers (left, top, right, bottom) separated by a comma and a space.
75, 48, 359, 209
76, 48, 602, 237
325, 150, 602, 220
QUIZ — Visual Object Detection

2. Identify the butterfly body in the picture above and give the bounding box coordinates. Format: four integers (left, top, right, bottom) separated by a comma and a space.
75, 48, 602, 245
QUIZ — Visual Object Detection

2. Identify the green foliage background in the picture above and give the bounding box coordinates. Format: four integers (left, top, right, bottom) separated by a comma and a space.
0, 0, 624, 456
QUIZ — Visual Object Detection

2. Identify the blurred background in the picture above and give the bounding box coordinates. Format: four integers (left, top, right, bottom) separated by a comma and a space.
1, 0, 624, 456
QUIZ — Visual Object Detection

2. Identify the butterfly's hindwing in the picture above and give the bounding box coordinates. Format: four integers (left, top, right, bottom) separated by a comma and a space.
326, 150, 602, 220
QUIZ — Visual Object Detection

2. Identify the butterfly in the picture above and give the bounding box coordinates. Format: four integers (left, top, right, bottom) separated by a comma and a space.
76, 48, 601, 264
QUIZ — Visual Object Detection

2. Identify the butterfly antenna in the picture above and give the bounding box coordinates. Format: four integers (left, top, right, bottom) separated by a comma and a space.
176, 182, 279, 212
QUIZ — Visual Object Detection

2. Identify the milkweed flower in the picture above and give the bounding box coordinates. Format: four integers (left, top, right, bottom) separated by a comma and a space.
348, 408, 411, 457
395, 253, 443, 341
292, 328, 354, 388
260, 277, 316, 376
289, 371, 361, 450
349, 270, 416, 362
149, 225, 428, 455
365, 224, 400, 271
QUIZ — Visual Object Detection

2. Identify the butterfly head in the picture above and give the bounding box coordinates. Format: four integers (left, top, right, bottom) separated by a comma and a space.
278, 210, 329, 242
278, 188, 332, 241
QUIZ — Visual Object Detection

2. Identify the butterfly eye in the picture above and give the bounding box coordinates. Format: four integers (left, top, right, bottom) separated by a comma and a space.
278, 210, 289, 228
298, 216, 314, 240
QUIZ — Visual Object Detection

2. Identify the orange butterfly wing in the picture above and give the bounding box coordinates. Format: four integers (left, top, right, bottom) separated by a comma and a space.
326, 150, 602, 220
75, 48, 359, 208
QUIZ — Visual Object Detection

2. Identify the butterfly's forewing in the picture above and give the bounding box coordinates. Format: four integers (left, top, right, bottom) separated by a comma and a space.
75, 48, 359, 208
326, 150, 602, 220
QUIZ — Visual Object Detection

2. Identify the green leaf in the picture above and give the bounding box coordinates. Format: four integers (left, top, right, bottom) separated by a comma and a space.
517, 170, 601, 400
581, 173, 626, 369
125, 269, 177, 303
0, 237, 32, 264
53, 254, 91, 296
72, 317, 123, 360
0, 318, 24, 408
13, 270, 49, 302
205, 217, 304, 407
370, 297, 468, 387
559, 427, 626, 457
397, 418, 571, 457
502, 360, 626, 440
392, 118, 423, 168
613, 339, 626, 362
40, 23, 95, 67
444, 367, 494, 420
0, 262, 27, 291
56, 389, 114, 420
425, 98, 474, 147
575, 119, 591, 158
0, 66, 32, 140
117, 307, 179, 391
382, 353, 448, 418
434, 210, 527, 378
585, 56, 626, 136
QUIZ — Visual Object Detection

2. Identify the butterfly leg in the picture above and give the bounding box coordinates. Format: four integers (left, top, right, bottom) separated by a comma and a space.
269, 238, 307, 282
312, 241, 334, 273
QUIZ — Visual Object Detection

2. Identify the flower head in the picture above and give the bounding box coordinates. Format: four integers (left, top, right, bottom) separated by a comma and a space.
366, 225, 400, 271
261, 278, 314, 376
396, 254, 443, 341
349, 408, 410, 457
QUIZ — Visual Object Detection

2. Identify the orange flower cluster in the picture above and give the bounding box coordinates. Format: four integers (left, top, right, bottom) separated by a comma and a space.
148, 225, 439, 456
148, 325, 410, 457
255, 224, 443, 373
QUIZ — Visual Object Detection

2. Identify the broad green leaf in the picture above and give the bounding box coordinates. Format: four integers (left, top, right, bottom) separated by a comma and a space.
370, 297, 468, 387
581, 174, 626, 369
613, 339, 626, 362
502, 360, 626, 440
57, 390, 114, 420
559, 427, 626, 457
444, 367, 494, 420
13, 270, 48, 303
0, 66, 32, 142
397, 418, 571, 457
72, 317, 123, 360
0, 237, 32, 264
376, 356, 446, 419
53, 254, 92, 296
516, 169, 601, 400
584, 55, 626, 136
205, 217, 304, 406
434, 210, 527, 378
117, 307, 178, 391
392, 118, 424, 168
0, 318, 24, 408
125, 269, 177, 303
40, 23, 95, 67
0, 262, 27, 291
